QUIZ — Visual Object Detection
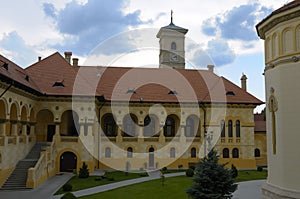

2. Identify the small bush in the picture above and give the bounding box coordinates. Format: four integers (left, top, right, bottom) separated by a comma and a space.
61, 192, 77, 199
186, 168, 194, 177
62, 183, 72, 192
231, 164, 238, 178
78, 162, 89, 178
257, 166, 263, 172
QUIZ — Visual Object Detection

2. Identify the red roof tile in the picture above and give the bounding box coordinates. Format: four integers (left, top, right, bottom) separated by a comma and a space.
0, 54, 40, 93
0, 52, 262, 105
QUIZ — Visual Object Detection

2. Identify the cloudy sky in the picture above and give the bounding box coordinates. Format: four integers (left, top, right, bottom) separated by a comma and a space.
0, 0, 291, 111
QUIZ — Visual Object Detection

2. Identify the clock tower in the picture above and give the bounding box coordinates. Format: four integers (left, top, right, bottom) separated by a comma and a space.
156, 11, 188, 69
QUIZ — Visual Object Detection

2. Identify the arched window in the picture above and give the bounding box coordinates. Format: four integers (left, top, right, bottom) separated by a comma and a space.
232, 148, 239, 158
171, 42, 177, 50
223, 148, 229, 158
255, 148, 261, 157
103, 114, 116, 136
105, 147, 111, 158
170, 147, 175, 158
185, 117, 194, 137
221, 120, 225, 137
236, 120, 240, 137
191, 147, 196, 158
228, 120, 233, 137
127, 147, 133, 158
164, 117, 175, 137
144, 115, 156, 137
123, 114, 137, 137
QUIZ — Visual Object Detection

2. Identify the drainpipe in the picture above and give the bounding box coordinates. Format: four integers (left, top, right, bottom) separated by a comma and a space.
0, 81, 13, 98
199, 102, 207, 157
97, 99, 105, 169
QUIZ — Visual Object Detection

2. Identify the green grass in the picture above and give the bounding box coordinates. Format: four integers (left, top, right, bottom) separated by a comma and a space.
55, 171, 147, 195
77, 170, 267, 199
79, 176, 192, 199
235, 170, 268, 182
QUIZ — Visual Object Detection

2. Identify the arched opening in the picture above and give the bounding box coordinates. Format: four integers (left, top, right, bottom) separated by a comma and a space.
123, 114, 138, 137
232, 148, 239, 158
127, 147, 133, 158
60, 151, 77, 172
221, 120, 225, 137
255, 148, 261, 157
297, 26, 300, 51
144, 115, 158, 137
61, 110, 79, 136
170, 147, 175, 158
185, 115, 200, 137
171, 42, 177, 50
20, 106, 27, 122
36, 109, 54, 142
9, 103, 18, 136
0, 100, 6, 136
102, 113, 117, 137
164, 114, 179, 137
223, 148, 229, 158
228, 120, 233, 137
105, 147, 111, 158
283, 28, 294, 54
29, 109, 35, 123
191, 147, 197, 158
149, 147, 155, 168
236, 120, 240, 137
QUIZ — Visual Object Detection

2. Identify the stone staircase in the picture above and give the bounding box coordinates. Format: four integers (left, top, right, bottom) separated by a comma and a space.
1, 142, 49, 190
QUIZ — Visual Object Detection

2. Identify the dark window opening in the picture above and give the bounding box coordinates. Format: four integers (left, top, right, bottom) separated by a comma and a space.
226, 91, 235, 96
53, 81, 64, 88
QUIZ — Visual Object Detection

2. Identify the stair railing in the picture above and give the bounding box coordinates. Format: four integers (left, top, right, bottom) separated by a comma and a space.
26, 139, 57, 188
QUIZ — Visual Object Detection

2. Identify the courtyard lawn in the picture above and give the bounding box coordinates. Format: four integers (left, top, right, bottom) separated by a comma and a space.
55, 171, 147, 195
77, 170, 267, 199
79, 176, 192, 199
236, 170, 268, 182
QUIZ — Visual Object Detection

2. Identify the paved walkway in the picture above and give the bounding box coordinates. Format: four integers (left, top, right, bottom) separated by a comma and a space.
0, 170, 266, 199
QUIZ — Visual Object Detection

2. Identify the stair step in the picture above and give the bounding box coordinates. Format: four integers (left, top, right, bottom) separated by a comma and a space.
1, 142, 49, 190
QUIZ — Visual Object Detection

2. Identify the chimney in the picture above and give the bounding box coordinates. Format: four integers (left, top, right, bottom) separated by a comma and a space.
38, 56, 42, 62
64, 52, 72, 64
207, 65, 214, 73
72, 58, 79, 66
241, 74, 247, 91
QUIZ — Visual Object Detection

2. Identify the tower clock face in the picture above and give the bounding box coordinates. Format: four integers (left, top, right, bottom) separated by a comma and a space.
170, 52, 178, 62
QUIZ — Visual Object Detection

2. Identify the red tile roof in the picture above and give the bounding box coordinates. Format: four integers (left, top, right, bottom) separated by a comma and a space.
254, 113, 266, 132
0, 54, 40, 93
0, 52, 263, 105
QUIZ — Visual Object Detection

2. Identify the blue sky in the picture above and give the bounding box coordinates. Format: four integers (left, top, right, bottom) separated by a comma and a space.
0, 0, 291, 112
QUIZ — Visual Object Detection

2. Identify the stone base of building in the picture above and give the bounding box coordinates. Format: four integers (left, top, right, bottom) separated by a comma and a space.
262, 182, 300, 199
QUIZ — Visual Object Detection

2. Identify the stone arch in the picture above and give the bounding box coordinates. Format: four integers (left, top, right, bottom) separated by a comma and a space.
143, 114, 159, 137
296, 25, 300, 51
223, 148, 229, 158
272, 32, 279, 57
61, 110, 79, 136
9, 103, 19, 136
105, 147, 111, 158
122, 113, 138, 137
0, 99, 7, 120
282, 27, 294, 54
232, 148, 239, 158
36, 109, 54, 142
191, 147, 197, 158
185, 114, 200, 137
164, 114, 180, 137
101, 113, 117, 137
266, 37, 272, 61
29, 108, 36, 122
20, 106, 28, 122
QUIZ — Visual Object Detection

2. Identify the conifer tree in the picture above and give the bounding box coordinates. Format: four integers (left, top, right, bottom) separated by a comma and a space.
186, 149, 237, 199
78, 162, 89, 178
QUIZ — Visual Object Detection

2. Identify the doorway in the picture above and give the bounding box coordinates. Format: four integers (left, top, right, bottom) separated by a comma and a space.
47, 125, 55, 142
60, 152, 77, 172
149, 147, 154, 168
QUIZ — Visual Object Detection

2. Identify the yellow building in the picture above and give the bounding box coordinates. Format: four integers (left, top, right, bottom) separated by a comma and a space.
257, 1, 300, 198
0, 17, 263, 189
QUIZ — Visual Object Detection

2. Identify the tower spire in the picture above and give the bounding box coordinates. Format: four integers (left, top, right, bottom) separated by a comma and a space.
171, 10, 173, 24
